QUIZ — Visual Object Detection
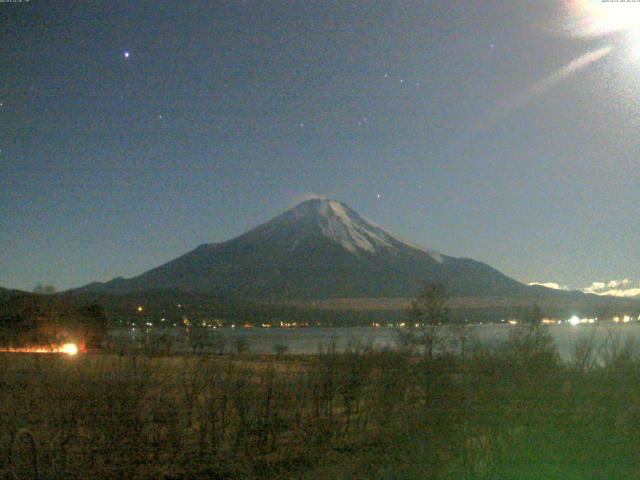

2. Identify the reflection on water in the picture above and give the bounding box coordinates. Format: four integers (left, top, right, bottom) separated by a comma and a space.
110, 323, 640, 360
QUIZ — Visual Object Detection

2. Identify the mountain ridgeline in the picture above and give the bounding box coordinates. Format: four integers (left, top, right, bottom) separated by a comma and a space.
79, 199, 539, 300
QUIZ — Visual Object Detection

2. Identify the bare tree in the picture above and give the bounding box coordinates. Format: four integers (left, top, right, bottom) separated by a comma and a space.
406, 283, 450, 359
448, 320, 476, 361
33, 283, 56, 295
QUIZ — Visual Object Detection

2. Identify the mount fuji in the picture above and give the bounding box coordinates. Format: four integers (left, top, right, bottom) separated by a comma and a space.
78, 199, 534, 299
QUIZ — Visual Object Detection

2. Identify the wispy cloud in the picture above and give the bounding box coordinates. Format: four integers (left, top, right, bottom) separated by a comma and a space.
289, 193, 329, 207
530, 279, 640, 297
583, 279, 640, 297
528, 282, 569, 290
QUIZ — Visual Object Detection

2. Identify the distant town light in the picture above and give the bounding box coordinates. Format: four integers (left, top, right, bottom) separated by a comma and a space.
568, 316, 580, 326
61, 343, 78, 356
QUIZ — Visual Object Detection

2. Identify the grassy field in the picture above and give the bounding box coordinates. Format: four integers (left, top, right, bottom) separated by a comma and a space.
2, 325, 640, 479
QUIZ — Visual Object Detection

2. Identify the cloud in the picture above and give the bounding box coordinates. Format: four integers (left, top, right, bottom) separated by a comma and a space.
530, 279, 640, 297
607, 279, 631, 288
584, 282, 606, 293
528, 282, 569, 290
596, 288, 640, 298
289, 193, 329, 207
583, 279, 640, 297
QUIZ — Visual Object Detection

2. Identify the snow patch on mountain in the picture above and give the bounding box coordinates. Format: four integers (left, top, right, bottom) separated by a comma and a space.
313, 200, 392, 253
273, 198, 445, 261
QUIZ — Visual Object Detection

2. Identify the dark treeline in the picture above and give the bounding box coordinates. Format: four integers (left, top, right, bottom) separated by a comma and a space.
3, 286, 640, 330
0, 294, 108, 349
2, 324, 640, 479
57, 290, 640, 327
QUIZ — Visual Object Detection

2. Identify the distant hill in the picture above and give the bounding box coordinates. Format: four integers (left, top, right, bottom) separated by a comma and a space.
0, 287, 30, 303
76, 198, 546, 299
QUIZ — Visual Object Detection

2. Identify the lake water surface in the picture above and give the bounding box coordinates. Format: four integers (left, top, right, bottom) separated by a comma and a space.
113, 323, 640, 361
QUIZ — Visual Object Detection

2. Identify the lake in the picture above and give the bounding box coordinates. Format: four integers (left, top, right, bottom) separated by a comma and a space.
111, 322, 640, 361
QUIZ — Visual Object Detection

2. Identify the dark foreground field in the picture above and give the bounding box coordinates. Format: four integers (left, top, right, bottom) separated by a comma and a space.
2, 325, 640, 479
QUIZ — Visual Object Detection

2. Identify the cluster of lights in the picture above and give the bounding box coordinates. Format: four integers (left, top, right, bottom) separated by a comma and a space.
612, 315, 638, 324
280, 321, 302, 328
568, 316, 597, 326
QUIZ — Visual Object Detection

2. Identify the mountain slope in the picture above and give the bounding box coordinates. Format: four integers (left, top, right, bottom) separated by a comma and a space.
77, 199, 533, 299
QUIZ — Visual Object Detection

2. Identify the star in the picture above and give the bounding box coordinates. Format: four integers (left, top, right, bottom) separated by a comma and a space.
376, 193, 381, 199
158, 114, 163, 120
124, 51, 130, 59
299, 122, 304, 127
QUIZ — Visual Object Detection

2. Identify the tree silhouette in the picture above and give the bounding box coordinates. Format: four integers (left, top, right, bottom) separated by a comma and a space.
406, 283, 450, 359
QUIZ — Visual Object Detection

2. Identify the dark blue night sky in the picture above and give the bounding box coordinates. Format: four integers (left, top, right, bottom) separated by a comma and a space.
2, 0, 640, 294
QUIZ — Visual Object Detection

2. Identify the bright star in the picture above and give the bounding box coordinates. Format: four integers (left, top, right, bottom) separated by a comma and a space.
124, 51, 130, 59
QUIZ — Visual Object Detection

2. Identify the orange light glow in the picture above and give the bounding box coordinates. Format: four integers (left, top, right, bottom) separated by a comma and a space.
0, 343, 80, 356
61, 343, 79, 355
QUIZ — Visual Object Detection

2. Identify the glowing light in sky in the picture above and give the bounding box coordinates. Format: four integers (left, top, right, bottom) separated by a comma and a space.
481, 46, 612, 128
567, 0, 640, 38
480, 1, 640, 128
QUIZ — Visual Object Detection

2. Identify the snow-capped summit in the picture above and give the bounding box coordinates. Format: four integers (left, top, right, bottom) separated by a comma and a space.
77, 199, 529, 299
293, 199, 393, 253
244, 198, 443, 261
263, 199, 400, 252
